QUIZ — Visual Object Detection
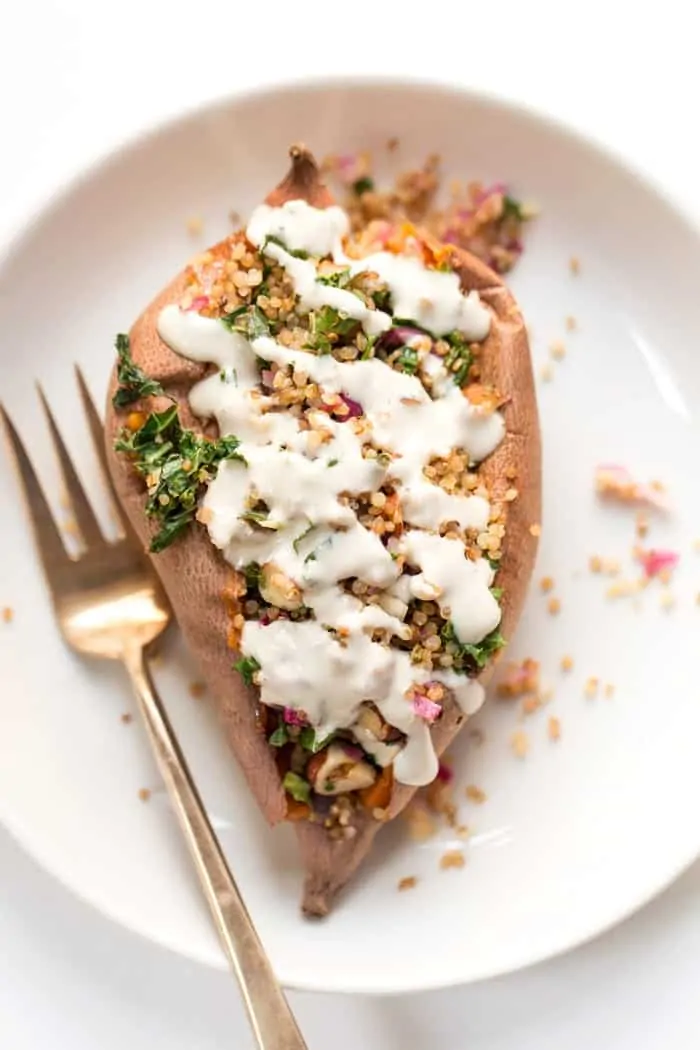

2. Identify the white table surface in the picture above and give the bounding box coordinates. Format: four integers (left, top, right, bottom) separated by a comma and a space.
2, 3, 699, 1047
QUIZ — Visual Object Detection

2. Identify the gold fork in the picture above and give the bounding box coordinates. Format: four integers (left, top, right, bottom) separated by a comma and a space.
1, 373, 307, 1050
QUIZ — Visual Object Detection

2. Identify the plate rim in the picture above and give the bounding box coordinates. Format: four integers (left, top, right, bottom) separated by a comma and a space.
2, 74, 700, 994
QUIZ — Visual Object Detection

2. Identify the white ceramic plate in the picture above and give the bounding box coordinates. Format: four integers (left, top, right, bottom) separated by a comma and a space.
1, 79, 700, 995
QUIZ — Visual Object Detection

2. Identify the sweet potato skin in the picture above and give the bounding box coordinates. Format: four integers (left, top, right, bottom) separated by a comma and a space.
104, 156, 540, 916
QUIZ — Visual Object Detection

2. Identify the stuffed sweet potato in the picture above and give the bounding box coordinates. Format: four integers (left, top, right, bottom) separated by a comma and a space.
105, 145, 541, 915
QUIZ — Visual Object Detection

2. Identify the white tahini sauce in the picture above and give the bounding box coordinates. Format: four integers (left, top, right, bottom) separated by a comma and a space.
156, 200, 504, 787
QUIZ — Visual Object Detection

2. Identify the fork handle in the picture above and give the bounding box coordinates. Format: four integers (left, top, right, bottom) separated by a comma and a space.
122, 644, 307, 1050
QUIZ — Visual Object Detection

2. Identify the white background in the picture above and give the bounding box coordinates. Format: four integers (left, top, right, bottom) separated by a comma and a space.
2, 3, 700, 1047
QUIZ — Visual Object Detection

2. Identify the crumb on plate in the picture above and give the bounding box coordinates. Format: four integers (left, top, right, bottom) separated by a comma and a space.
510, 729, 529, 758
547, 596, 561, 615
565, 315, 577, 332
560, 655, 574, 672
584, 676, 599, 699
549, 340, 566, 361
569, 256, 580, 275
539, 363, 554, 383
186, 216, 203, 236
398, 875, 417, 891
465, 784, 487, 804
540, 575, 554, 593
138, 788, 151, 803
440, 849, 466, 871
548, 716, 561, 741
120, 712, 133, 725
2, 606, 13, 624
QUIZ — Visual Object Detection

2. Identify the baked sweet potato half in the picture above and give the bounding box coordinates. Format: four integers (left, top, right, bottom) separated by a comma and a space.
105, 145, 540, 916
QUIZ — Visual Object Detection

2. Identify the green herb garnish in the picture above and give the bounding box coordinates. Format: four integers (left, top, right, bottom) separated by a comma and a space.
244, 562, 262, 587
490, 586, 503, 600
262, 233, 309, 260
240, 505, 279, 529
299, 727, 334, 753
395, 345, 419, 375
114, 406, 244, 552
283, 771, 311, 804
372, 287, 392, 312
327, 458, 339, 468
443, 331, 474, 387
440, 621, 506, 672
221, 305, 271, 340
353, 176, 374, 196
306, 306, 359, 355
234, 655, 261, 686
112, 334, 168, 408
316, 268, 353, 289
269, 725, 289, 747
502, 194, 525, 221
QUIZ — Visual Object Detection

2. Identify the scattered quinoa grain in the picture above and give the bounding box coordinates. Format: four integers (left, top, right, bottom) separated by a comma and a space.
511, 729, 529, 758
548, 716, 561, 741
550, 340, 566, 361
398, 876, 417, 891
584, 676, 599, 699
540, 576, 554, 593
539, 363, 554, 383
529, 523, 541, 537
120, 712, 133, 725
465, 785, 487, 804
186, 216, 203, 236
604, 683, 615, 699
547, 596, 561, 615
569, 256, 580, 275
565, 315, 577, 332
440, 849, 466, 871
2, 606, 13, 624
560, 655, 574, 672
138, 788, 151, 803
660, 591, 675, 610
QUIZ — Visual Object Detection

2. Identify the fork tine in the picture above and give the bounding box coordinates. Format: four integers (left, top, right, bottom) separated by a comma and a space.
0, 404, 72, 585
37, 384, 104, 550
74, 366, 129, 534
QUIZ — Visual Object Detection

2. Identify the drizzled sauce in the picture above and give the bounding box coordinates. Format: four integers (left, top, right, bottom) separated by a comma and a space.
156, 200, 503, 786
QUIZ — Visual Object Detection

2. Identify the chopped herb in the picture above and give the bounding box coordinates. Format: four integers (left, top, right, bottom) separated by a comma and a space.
392, 317, 434, 336
360, 335, 376, 360
440, 621, 506, 672
353, 176, 374, 196
323, 780, 336, 793
371, 287, 392, 313
292, 523, 315, 554
299, 727, 335, 753
316, 268, 353, 289
234, 655, 261, 686
263, 233, 309, 259
240, 506, 280, 529
490, 586, 503, 600
114, 406, 244, 552
395, 345, 419, 375
283, 771, 311, 804
443, 331, 474, 387
269, 724, 289, 747
221, 305, 271, 341
219, 367, 238, 384
112, 333, 169, 408
502, 194, 525, 221
243, 562, 262, 587
327, 458, 339, 468
306, 306, 359, 355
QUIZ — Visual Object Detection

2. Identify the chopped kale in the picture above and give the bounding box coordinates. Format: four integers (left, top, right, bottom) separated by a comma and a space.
269, 724, 289, 747
306, 306, 359, 355
283, 771, 311, 804
299, 727, 335, 753
243, 562, 262, 587
443, 331, 474, 387
316, 268, 353, 289
114, 405, 244, 552
262, 234, 309, 259
234, 654, 261, 686
440, 621, 506, 672
221, 305, 272, 340
371, 287, 392, 313
502, 194, 525, 221
490, 586, 503, 600
112, 333, 169, 408
395, 345, 419, 375
352, 176, 374, 196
